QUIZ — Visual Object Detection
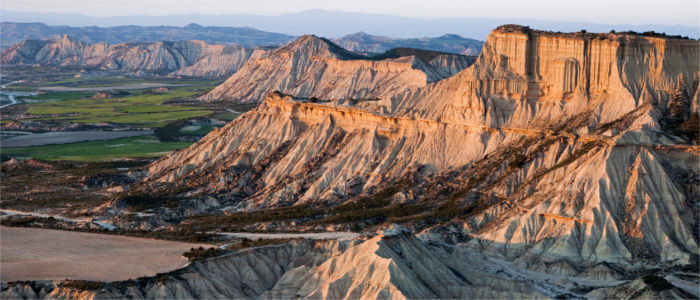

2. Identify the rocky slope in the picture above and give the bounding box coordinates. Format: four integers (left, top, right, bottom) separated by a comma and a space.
4, 228, 695, 299
332, 32, 483, 55
1, 35, 267, 77
142, 24, 700, 273
199, 35, 476, 103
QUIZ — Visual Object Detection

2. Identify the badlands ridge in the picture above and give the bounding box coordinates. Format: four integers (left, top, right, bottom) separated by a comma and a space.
2, 25, 699, 299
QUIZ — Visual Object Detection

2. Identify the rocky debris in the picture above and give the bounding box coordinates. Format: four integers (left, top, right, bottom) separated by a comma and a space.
1, 36, 265, 78
199, 35, 476, 103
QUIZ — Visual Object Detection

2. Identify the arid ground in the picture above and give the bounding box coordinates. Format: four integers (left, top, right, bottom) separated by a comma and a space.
0, 226, 206, 282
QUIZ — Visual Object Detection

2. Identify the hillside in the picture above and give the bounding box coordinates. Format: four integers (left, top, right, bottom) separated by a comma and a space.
1, 36, 267, 78
141, 24, 699, 271
0, 22, 295, 50
199, 35, 477, 103
333, 32, 483, 55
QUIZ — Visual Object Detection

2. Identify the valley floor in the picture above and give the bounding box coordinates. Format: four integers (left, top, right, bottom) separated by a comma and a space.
0, 226, 207, 282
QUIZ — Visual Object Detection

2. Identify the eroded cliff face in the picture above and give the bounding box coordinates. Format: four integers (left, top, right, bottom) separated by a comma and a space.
0, 36, 262, 77
143, 26, 699, 268
0, 234, 553, 299
199, 35, 476, 103
5, 231, 694, 299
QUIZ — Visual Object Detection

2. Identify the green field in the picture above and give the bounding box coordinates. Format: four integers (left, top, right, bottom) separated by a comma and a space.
24, 91, 212, 127
1, 135, 191, 161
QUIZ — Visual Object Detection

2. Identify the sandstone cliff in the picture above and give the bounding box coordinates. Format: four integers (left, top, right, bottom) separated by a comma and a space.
143, 25, 699, 270
199, 35, 476, 103
1, 36, 264, 78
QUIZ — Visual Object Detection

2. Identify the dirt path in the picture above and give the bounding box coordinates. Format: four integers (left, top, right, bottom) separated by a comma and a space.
1, 130, 154, 148
217, 231, 359, 241
0, 226, 207, 282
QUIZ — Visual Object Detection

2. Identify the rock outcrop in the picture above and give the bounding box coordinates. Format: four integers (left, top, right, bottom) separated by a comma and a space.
1, 36, 266, 78
199, 35, 476, 103
143, 25, 699, 271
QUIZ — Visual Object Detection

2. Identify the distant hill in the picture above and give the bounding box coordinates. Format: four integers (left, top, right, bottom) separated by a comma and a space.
333, 32, 482, 55
1, 36, 267, 78
2, 9, 697, 40
200, 35, 476, 103
0, 22, 296, 50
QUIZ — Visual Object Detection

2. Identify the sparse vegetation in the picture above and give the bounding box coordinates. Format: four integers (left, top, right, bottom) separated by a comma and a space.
1, 135, 191, 161
678, 112, 699, 144
183, 246, 227, 262
61, 280, 104, 291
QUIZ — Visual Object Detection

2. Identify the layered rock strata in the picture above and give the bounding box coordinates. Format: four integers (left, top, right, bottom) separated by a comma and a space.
145, 25, 700, 267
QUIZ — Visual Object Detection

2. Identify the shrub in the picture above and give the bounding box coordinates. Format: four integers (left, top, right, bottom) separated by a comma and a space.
678, 112, 699, 143
182, 246, 226, 262
61, 280, 103, 291
643, 275, 673, 291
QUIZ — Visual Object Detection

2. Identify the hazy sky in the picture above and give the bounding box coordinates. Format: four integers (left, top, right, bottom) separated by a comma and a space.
3, 0, 699, 26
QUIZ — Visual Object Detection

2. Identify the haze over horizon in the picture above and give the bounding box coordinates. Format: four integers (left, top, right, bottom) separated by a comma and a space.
3, 0, 698, 27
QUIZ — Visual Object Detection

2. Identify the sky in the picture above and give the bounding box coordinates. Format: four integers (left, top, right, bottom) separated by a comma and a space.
3, 0, 699, 26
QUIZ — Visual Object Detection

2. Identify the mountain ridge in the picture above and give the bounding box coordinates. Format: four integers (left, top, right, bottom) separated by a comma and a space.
1, 35, 267, 77
199, 35, 477, 103
139, 25, 699, 269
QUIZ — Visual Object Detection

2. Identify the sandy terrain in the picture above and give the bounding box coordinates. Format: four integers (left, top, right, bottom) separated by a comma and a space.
1, 130, 154, 147
0, 226, 206, 282
38, 83, 185, 92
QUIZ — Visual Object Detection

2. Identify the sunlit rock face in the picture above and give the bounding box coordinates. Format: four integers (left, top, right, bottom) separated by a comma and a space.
1, 36, 262, 77
145, 25, 699, 268
199, 35, 476, 103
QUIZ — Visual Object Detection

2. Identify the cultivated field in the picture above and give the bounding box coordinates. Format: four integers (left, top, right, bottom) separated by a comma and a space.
0, 226, 207, 282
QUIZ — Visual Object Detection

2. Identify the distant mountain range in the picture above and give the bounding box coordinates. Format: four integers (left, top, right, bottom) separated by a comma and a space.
3, 9, 697, 40
0, 22, 484, 55
200, 35, 476, 103
1, 35, 266, 78
333, 32, 482, 55
0, 22, 295, 49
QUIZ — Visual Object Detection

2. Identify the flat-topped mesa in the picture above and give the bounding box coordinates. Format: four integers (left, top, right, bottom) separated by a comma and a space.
477, 24, 699, 98
391, 24, 700, 129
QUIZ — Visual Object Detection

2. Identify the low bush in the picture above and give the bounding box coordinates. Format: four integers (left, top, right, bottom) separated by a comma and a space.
182, 246, 226, 262
61, 280, 103, 291
642, 275, 673, 291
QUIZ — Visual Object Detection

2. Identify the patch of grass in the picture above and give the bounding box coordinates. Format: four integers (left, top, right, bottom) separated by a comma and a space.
215, 113, 240, 121
1, 135, 191, 161
23, 91, 96, 101
21, 90, 211, 127
179, 125, 213, 136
